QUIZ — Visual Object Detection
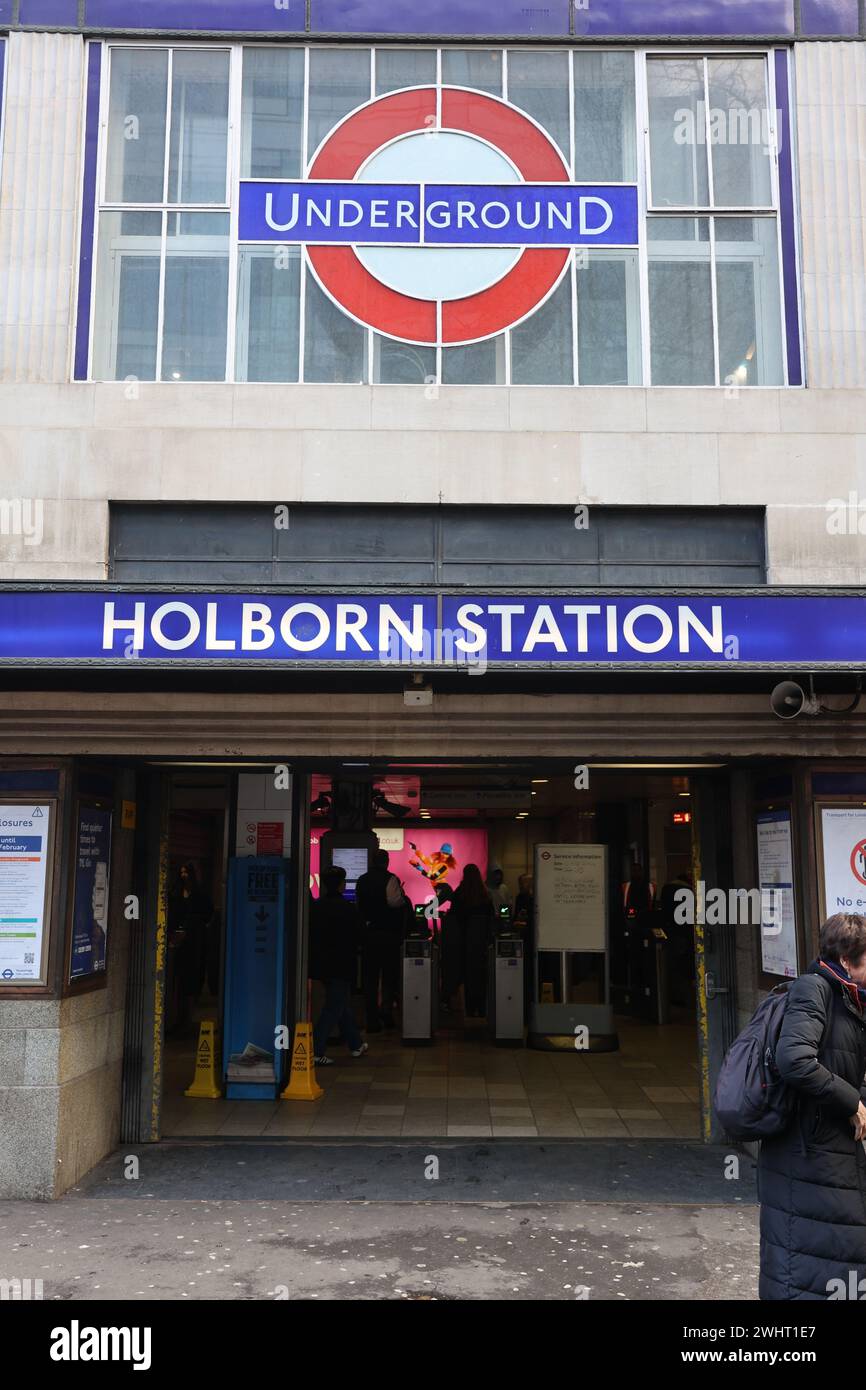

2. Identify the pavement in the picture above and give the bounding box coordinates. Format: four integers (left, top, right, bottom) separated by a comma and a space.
0, 1140, 760, 1301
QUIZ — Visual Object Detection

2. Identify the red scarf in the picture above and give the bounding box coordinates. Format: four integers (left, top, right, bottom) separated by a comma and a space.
817, 957, 866, 1013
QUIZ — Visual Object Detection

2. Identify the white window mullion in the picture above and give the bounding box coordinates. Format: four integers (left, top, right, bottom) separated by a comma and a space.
88, 42, 113, 381
225, 44, 243, 384
163, 48, 173, 205
709, 215, 721, 386
570, 250, 579, 386
635, 50, 652, 386
156, 209, 168, 382
156, 49, 173, 381
568, 47, 575, 182
436, 47, 442, 127
299, 46, 311, 381
302, 43, 311, 174
97, 43, 112, 206
703, 55, 714, 209
767, 50, 790, 386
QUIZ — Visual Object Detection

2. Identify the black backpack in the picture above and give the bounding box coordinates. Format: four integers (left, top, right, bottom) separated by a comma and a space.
713, 977, 831, 1141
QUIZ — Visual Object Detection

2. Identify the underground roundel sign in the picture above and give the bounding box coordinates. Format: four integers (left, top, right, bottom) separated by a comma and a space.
239, 87, 639, 347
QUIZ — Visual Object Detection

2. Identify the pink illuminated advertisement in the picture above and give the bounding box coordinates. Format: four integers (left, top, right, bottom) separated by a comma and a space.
309, 828, 488, 906
390, 829, 489, 908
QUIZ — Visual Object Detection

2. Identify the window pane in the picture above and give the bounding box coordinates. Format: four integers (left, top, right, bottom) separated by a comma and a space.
105, 49, 168, 203
307, 49, 371, 160
168, 50, 230, 204
573, 51, 636, 182
236, 247, 301, 383
708, 57, 773, 207
648, 58, 710, 207
576, 251, 642, 385
507, 50, 570, 163
92, 210, 162, 380
375, 48, 437, 95
441, 336, 505, 384
161, 213, 229, 381
715, 217, 783, 386
242, 47, 304, 179
441, 49, 502, 96
304, 270, 368, 383
511, 273, 573, 385
373, 335, 437, 384
648, 217, 714, 384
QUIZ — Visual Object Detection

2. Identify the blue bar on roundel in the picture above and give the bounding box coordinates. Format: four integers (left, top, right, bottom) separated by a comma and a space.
423, 185, 639, 247
239, 182, 422, 244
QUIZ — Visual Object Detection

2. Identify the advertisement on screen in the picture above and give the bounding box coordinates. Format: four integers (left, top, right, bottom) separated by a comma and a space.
309, 827, 488, 907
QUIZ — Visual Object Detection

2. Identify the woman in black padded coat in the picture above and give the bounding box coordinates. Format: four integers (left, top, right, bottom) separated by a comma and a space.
758, 913, 866, 1300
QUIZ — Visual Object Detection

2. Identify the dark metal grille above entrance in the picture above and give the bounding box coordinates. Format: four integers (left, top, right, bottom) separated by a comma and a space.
109, 504, 766, 588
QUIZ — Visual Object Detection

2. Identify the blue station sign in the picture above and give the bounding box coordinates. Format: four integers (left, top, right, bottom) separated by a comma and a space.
239, 182, 640, 248
0, 590, 865, 670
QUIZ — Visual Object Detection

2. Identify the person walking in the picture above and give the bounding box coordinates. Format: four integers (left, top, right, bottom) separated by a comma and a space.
758, 911, 866, 1300
310, 865, 368, 1065
167, 861, 214, 1036
451, 863, 496, 1018
356, 848, 407, 1031
486, 863, 513, 918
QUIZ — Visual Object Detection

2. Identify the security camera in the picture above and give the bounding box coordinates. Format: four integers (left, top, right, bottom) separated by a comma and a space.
770, 681, 818, 720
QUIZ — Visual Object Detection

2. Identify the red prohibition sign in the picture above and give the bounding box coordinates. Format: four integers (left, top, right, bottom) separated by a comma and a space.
850, 838, 866, 887
306, 87, 571, 346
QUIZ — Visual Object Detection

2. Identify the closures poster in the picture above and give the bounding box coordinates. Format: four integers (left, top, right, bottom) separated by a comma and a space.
0, 804, 52, 983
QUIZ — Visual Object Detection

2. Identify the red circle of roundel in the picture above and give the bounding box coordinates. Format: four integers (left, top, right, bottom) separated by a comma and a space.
850, 839, 866, 887
306, 87, 571, 347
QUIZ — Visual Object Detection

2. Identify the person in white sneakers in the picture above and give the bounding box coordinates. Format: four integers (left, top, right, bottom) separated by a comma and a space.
310, 865, 369, 1065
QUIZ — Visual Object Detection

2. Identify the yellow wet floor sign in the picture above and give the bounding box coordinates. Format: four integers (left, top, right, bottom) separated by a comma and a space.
185, 1020, 222, 1099
280, 1022, 323, 1102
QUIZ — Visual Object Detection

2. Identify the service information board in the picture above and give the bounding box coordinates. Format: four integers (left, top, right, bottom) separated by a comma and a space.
820, 807, 866, 916
756, 810, 798, 979
534, 844, 607, 952
69, 805, 112, 980
0, 804, 51, 983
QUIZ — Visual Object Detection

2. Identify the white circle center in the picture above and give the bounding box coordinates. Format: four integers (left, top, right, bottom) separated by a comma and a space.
355, 130, 523, 303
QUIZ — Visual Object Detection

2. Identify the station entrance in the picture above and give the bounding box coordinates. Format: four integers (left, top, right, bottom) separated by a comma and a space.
152, 759, 717, 1143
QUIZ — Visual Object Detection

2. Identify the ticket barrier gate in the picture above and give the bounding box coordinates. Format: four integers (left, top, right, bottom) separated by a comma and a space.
489, 930, 525, 1046
643, 926, 671, 1025
402, 927, 438, 1045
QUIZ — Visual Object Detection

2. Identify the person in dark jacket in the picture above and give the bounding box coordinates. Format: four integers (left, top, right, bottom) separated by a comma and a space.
758, 911, 866, 1300
356, 849, 406, 1031
167, 861, 214, 1035
450, 863, 496, 1018
310, 866, 368, 1065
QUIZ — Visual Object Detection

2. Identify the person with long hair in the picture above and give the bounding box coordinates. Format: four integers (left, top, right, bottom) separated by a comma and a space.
450, 863, 496, 1019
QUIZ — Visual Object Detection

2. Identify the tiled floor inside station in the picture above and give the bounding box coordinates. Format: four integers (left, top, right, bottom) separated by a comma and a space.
162, 1016, 701, 1140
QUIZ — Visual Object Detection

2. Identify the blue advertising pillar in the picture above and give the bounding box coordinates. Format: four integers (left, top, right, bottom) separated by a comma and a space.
223, 857, 289, 1100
